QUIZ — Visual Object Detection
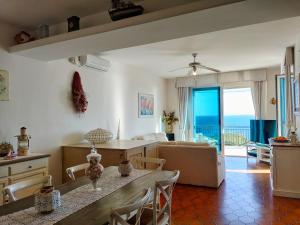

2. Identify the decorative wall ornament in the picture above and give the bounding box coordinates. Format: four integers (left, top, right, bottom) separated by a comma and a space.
0, 69, 9, 101
72, 71, 88, 113
138, 93, 154, 118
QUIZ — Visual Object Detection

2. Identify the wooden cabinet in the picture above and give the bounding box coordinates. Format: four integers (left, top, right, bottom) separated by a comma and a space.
62, 140, 158, 183
271, 142, 300, 198
0, 155, 49, 205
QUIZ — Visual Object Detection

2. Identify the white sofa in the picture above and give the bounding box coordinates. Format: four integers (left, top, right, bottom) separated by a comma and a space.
158, 142, 225, 188
132, 133, 225, 188
132, 132, 168, 142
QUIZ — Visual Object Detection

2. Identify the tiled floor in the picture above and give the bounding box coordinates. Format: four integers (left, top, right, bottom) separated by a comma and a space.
172, 157, 300, 225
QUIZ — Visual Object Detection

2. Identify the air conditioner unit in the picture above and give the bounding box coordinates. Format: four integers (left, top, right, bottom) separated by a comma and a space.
70, 55, 110, 72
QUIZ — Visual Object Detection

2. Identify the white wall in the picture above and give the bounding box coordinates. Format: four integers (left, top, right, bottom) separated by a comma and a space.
166, 66, 280, 140
0, 21, 167, 184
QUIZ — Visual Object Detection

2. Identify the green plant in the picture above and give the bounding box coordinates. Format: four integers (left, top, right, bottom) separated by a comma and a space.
162, 111, 179, 125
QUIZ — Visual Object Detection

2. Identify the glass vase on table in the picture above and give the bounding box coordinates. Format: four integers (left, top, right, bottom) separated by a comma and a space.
85, 143, 104, 191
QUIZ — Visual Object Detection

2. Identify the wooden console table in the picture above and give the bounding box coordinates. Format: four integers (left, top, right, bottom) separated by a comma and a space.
62, 140, 158, 183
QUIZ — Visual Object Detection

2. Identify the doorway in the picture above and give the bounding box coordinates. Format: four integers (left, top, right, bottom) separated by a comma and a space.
223, 88, 255, 156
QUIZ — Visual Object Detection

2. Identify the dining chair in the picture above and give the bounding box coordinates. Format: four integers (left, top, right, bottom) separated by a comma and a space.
131, 157, 166, 170
110, 188, 152, 225
4, 175, 52, 202
66, 163, 89, 181
131, 170, 180, 225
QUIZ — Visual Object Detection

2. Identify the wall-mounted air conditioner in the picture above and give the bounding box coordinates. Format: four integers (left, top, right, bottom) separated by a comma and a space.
69, 54, 110, 72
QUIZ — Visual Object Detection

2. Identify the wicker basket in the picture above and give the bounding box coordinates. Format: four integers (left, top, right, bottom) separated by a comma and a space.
84, 128, 113, 144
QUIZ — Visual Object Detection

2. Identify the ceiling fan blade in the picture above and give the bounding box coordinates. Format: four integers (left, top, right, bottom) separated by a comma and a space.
198, 65, 221, 73
168, 66, 190, 72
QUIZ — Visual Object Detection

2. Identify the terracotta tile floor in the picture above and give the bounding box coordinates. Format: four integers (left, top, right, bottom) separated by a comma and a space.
172, 157, 300, 225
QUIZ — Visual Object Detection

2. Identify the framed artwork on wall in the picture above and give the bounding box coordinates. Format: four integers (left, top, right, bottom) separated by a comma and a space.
0, 69, 9, 101
138, 93, 154, 118
293, 73, 300, 114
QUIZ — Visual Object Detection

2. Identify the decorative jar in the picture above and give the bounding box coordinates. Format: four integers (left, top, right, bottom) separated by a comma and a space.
118, 160, 133, 177
35, 186, 61, 214
86, 146, 104, 190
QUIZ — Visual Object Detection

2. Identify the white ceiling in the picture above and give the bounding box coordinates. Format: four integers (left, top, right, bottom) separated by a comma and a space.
0, 0, 199, 29
103, 16, 300, 78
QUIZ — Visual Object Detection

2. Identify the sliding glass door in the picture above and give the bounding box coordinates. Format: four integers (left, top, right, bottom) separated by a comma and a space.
193, 87, 222, 153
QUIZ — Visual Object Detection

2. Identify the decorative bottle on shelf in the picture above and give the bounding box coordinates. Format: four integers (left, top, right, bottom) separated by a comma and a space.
15, 127, 31, 156
85, 145, 104, 190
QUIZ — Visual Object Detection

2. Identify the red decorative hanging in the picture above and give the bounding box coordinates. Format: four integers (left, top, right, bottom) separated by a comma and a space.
72, 71, 88, 113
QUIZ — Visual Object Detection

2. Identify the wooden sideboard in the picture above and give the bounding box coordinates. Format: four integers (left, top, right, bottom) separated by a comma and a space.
0, 153, 50, 205
62, 140, 158, 183
271, 142, 300, 198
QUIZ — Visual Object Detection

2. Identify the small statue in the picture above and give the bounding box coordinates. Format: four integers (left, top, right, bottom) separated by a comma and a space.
15, 127, 31, 156
85, 146, 104, 190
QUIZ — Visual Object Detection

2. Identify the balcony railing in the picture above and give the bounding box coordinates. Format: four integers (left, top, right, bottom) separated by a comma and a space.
195, 126, 250, 146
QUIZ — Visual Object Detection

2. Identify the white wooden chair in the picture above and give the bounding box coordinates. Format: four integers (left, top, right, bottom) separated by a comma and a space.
66, 163, 89, 181
4, 175, 52, 202
138, 170, 180, 225
131, 157, 166, 170
111, 188, 152, 225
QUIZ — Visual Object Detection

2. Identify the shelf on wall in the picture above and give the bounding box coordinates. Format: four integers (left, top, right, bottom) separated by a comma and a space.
9, 0, 241, 61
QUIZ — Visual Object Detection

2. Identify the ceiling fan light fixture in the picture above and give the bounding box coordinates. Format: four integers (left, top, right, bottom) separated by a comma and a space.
192, 66, 197, 76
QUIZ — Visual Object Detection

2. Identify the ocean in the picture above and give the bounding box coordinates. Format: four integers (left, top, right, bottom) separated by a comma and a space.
224, 115, 255, 127
195, 115, 254, 128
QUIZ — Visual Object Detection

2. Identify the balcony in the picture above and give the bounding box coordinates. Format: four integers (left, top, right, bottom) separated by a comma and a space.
195, 126, 250, 156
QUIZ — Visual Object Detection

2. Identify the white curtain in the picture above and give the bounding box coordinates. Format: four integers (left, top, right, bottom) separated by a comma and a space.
177, 87, 189, 140
283, 46, 295, 135
251, 81, 263, 119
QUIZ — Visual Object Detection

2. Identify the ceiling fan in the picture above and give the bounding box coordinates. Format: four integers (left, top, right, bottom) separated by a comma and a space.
169, 53, 220, 76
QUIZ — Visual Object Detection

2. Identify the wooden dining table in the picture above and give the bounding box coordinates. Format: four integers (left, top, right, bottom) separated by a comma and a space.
0, 166, 174, 225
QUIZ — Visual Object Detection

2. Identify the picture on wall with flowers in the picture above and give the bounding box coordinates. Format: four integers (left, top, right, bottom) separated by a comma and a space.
138, 93, 154, 117
162, 111, 179, 133
0, 69, 9, 101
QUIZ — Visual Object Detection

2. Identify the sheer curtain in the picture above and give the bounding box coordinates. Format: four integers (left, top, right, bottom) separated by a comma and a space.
177, 87, 189, 141
283, 46, 295, 135
251, 81, 263, 119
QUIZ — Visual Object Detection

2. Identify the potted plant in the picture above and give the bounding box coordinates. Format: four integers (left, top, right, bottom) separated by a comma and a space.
162, 111, 179, 133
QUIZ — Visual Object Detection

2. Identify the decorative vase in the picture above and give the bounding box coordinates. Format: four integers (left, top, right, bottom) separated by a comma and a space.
166, 123, 173, 133
289, 131, 298, 144
35, 186, 61, 214
118, 160, 133, 177
67, 16, 80, 32
86, 147, 104, 190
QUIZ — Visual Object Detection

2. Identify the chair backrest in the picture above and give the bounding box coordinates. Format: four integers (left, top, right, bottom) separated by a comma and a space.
153, 170, 180, 225
66, 163, 89, 181
111, 188, 152, 225
131, 157, 166, 170
4, 175, 52, 202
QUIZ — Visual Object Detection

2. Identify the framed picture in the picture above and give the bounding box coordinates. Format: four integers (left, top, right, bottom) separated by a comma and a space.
293, 74, 300, 114
138, 93, 154, 118
0, 69, 9, 101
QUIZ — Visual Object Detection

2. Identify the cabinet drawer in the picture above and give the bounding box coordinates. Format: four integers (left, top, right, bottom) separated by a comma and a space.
10, 158, 48, 175
0, 166, 9, 178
